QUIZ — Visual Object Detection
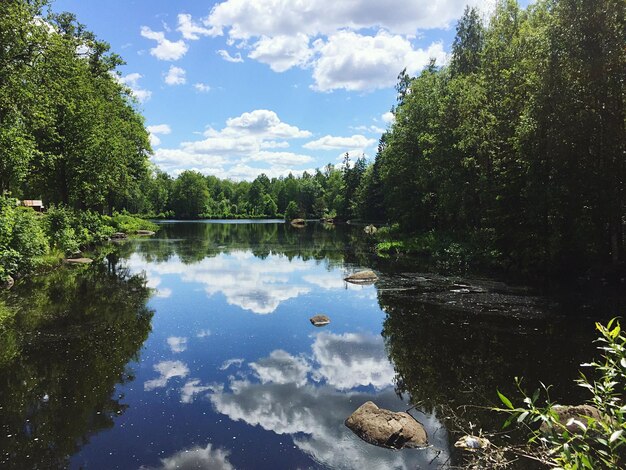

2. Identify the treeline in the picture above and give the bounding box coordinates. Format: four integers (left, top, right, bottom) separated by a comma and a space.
364, 0, 624, 275
1, 0, 151, 212
143, 154, 367, 220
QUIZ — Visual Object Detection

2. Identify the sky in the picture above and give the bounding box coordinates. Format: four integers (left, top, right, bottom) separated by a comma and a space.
51, 0, 507, 181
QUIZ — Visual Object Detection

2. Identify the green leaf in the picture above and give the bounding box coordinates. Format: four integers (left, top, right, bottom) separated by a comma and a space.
609, 430, 623, 444
497, 390, 514, 410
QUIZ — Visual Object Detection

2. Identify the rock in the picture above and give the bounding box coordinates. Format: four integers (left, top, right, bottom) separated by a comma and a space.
322, 218, 335, 224
136, 230, 155, 236
1, 275, 15, 289
454, 435, 490, 452
344, 270, 378, 284
310, 314, 331, 327
364, 224, 377, 235
111, 232, 127, 239
345, 401, 428, 449
64, 258, 93, 264
540, 405, 602, 434
290, 218, 306, 227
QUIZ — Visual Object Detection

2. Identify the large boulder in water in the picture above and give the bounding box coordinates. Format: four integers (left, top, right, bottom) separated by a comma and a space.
344, 270, 378, 284
290, 218, 306, 227
345, 401, 428, 449
539, 405, 602, 434
111, 232, 127, 239
136, 230, 155, 236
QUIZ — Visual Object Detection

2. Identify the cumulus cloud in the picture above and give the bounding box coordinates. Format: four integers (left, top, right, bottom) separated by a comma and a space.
151, 110, 314, 179
311, 332, 395, 390
204, 0, 476, 38
194, 82, 211, 92
217, 50, 244, 63
250, 350, 310, 387
144, 360, 190, 391
141, 26, 188, 61
177, 13, 216, 40
303, 134, 376, 151
312, 31, 447, 92
180, 379, 223, 404
141, 442, 234, 470
117, 72, 152, 102
167, 336, 188, 353
382, 111, 395, 124
164, 65, 186, 85
195, 0, 465, 90
147, 124, 171, 147
248, 34, 313, 72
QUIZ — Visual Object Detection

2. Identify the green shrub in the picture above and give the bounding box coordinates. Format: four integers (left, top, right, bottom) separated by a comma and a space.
284, 201, 302, 221
0, 198, 48, 277
496, 320, 626, 469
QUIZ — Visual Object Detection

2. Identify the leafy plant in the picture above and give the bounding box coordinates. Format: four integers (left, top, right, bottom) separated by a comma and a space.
495, 320, 626, 469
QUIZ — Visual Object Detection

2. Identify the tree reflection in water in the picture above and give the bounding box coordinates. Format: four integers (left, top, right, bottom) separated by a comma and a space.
0, 262, 154, 469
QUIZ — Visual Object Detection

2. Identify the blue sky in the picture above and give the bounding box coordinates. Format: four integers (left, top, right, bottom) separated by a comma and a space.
52, 0, 504, 180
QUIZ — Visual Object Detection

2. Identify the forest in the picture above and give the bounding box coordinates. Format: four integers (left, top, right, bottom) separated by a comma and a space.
1, 0, 624, 279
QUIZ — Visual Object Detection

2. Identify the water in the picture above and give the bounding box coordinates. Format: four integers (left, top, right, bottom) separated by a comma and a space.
0, 221, 610, 469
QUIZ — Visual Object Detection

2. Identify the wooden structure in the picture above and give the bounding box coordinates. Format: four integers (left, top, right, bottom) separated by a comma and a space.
21, 200, 45, 212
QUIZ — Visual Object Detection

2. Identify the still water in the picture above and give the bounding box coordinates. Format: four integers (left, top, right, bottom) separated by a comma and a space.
0, 221, 608, 469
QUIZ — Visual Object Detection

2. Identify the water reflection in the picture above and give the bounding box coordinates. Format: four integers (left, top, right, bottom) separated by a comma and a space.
0, 264, 153, 469
207, 334, 451, 470
1, 221, 606, 469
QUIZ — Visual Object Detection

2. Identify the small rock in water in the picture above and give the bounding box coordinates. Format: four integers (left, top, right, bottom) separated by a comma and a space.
310, 314, 331, 327
345, 401, 428, 449
136, 230, 155, 236
364, 224, 377, 235
344, 270, 378, 284
110, 232, 127, 239
454, 435, 490, 452
290, 218, 306, 227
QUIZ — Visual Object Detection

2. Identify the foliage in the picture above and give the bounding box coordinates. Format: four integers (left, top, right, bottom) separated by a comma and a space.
0, 197, 48, 278
370, 0, 624, 277
496, 320, 626, 469
284, 201, 302, 221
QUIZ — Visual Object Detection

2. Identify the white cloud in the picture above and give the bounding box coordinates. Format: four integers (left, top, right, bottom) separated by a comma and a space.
147, 124, 172, 147
220, 358, 244, 370
312, 31, 447, 92
382, 111, 395, 124
142, 442, 234, 470
217, 50, 244, 63
140, 26, 188, 61
311, 332, 395, 390
151, 110, 313, 179
180, 379, 223, 404
164, 65, 186, 85
197, 329, 212, 338
225, 110, 311, 138
303, 134, 376, 151
117, 72, 152, 102
250, 350, 310, 387
167, 336, 188, 353
248, 34, 312, 72
204, 0, 475, 38
144, 360, 189, 391
177, 13, 216, 40
194, 82, 211, 92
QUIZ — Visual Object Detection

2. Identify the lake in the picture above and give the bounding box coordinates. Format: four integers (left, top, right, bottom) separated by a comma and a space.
0, 221, 610, 469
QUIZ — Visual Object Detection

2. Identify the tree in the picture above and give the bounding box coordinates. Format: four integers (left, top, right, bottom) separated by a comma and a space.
170, 171, 209, 219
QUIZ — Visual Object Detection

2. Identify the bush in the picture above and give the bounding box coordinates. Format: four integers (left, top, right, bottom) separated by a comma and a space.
284, 201, 302, 221
496, 320, 626, 469
0, 198, 48, 278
